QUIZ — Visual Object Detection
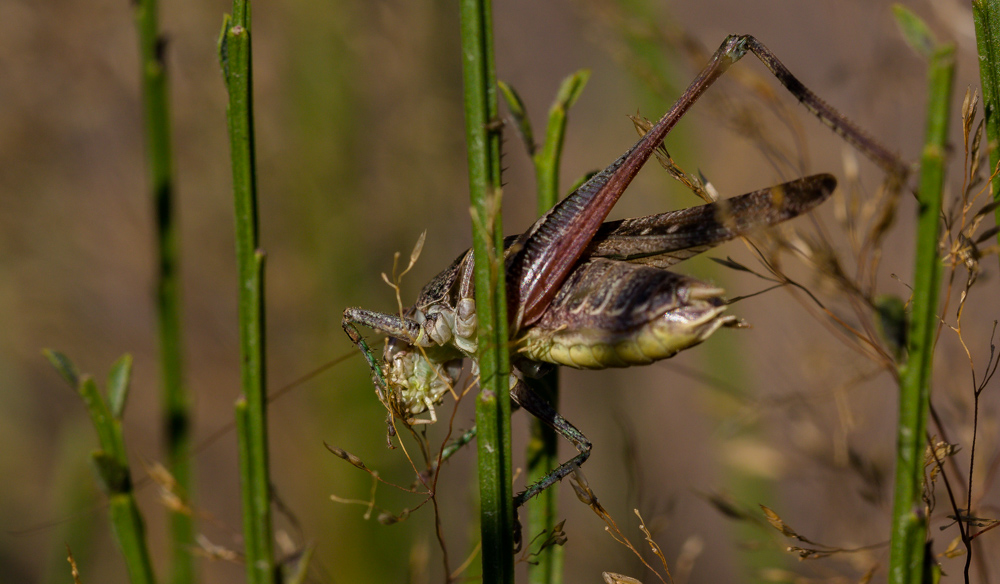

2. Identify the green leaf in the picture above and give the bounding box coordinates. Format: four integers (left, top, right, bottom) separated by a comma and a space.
43, 349, 80, 389
217, 14, 233, 78
553, 69, 590, 111
78, 375, 117, 454
107, 354, 133, 419
499, 80, 535, 156
892, 4, 937, 59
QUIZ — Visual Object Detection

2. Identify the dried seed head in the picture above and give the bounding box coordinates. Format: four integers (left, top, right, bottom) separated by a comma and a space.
325, 443, 369, 471
569, 468, 597, 506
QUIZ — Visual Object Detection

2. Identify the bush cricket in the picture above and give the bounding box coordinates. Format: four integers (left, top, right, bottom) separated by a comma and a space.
342, 35, 907, 510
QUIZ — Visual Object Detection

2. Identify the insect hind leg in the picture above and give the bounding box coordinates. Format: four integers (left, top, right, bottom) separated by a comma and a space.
510, 378, 592, 509
342, 307, 422, 344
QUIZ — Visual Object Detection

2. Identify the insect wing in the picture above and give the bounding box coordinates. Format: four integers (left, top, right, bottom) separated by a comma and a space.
587, 173, 836, 268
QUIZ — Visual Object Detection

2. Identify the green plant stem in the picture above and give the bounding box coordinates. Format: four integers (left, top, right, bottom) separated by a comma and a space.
524, 374, 560, 584
131, 0, 194, 580
107, 494, 157, 584
459, 0, 514, 581
88, 371, 156, 584
44, 351, 157, 584
234, 400, 259, 576
887, 43, 954, 584
973, 0, 1000, 260
524, 70, 587, 584
218, 2, 274, 582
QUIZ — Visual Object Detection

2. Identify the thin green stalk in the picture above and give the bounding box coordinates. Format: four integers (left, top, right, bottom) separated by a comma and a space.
972, 0, 1000, 259
107, 494, 157, 584
234, 399, 259, 576
533, 71, 590, 214
506, 69, 587, 584
459, 0, 514, 581
44, 352, 156, 584
131, 0, 193, 580
524, 373, 561, 584
218, 3, 274, 582
887, 39, 954, 584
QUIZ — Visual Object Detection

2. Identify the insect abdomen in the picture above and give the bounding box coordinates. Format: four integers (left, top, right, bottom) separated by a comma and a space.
516, 259, 736, 369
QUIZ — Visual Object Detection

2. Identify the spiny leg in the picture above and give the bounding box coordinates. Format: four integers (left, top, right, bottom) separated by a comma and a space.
732, 35, 908, 180
441, 425, 478, 460
417, 425, 480, 484
408, 378, 587, 509
509, 379, 591, 509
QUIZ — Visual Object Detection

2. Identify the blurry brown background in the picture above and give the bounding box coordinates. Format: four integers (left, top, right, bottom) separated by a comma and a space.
2, 0, 997, 582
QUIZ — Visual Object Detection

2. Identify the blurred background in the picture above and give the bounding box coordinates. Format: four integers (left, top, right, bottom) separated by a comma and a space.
2, 0, 998, 582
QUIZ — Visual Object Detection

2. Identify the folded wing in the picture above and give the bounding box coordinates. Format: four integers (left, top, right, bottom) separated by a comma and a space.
587, 173, 836, 268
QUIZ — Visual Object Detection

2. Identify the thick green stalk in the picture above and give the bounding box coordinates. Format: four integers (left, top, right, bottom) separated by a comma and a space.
218, 3, 274, 582
131, 0, 193, 580
887, 43, 954, 584
972, 0, 1000, 258
459, 0, 514, 581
